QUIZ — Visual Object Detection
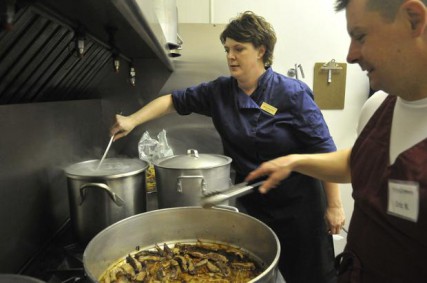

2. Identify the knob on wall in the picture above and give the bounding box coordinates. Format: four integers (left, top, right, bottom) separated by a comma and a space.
287, 64, 305, 80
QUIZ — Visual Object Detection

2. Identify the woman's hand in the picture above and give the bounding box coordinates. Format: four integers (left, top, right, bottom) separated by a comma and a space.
110, 114, 137, 141
109, 94, 176, 142
325, 205, 346, 235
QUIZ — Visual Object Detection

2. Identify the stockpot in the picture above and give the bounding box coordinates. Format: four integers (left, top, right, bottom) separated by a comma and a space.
154, 149, 232, 208
64, 158, 148, 243
83, 207, 281, 282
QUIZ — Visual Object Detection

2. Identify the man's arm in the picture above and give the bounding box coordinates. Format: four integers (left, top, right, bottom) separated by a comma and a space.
246, 148, 353, 193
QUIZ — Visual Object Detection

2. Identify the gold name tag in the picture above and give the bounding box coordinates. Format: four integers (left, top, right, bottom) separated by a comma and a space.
260, 102, 278, 115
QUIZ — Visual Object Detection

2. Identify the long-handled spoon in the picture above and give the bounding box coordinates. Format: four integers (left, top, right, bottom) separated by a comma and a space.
96, 135, 114, 170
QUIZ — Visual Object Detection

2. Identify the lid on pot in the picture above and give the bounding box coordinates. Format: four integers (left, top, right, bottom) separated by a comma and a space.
154, 149, 232, 169
64, 158, 148, 179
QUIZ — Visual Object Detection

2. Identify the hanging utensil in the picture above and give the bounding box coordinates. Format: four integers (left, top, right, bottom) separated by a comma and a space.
200, 178, 265, 208
96, 135, 115, 170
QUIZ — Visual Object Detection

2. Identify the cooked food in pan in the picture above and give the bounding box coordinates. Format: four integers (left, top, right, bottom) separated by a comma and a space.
99, 240, 263, 283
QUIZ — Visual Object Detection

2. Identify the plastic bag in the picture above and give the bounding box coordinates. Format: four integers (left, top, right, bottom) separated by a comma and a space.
138, 129, 174, 192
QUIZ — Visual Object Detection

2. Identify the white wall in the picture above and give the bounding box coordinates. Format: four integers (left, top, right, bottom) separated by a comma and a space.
176, 0, 371, 254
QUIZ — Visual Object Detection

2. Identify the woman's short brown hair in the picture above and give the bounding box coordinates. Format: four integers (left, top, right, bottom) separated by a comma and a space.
220, 11, 277, 68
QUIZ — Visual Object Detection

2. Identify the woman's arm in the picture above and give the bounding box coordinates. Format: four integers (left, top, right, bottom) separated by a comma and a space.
110, 94, 176, 141
323, 181, 346, 234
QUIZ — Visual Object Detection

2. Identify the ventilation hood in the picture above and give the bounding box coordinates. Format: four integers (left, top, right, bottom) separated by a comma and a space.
0, 0, 179, 104
113, 0, 180, 67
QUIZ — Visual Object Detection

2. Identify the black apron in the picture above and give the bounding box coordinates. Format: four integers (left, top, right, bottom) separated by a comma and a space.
235, 172, 337, 283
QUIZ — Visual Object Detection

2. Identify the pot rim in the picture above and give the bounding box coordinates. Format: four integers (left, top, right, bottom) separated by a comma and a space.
153, 153, 232, 170
64, 158, 148, 179
0, 274, 46, 283
83, 206, 280, 283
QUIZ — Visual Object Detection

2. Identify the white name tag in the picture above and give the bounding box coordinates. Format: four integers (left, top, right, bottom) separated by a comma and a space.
388, 180, 419, 222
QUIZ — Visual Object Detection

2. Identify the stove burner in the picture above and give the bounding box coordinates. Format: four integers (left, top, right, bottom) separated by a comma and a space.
43, 243, 88, 283
19, 221, 90, 283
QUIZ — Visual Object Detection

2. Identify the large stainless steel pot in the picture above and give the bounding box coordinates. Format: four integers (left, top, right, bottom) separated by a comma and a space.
64, 158, 148, 243
83, 207, 281, 282
154, 149, 232, 208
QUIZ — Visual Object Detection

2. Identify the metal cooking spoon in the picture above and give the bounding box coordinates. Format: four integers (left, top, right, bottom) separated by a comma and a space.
96, 135, 115, 170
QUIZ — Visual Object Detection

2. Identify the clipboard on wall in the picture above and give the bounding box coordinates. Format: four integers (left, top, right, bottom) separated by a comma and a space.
313, 60, 347, 109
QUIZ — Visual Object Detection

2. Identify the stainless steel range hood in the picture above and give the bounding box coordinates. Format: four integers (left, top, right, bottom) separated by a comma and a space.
113, 0, 179, 71
0, 0, 180, 104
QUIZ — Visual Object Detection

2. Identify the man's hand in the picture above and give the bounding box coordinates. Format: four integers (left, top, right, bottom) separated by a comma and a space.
246, 155, 301, 193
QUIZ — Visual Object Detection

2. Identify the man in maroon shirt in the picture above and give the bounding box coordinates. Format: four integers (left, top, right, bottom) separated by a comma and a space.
247, 0, 427, 282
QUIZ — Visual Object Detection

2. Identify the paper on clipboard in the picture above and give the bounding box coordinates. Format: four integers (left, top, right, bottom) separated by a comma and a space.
313, 61, 347, 109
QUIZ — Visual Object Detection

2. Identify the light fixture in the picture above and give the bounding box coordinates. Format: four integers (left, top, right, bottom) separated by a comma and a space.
1, 0, 15, 31
113, 56, 120, 73
106, 26, 120, 73
129, 64, 136, 87
111, 49, 120, 73
75, 26, 86, 58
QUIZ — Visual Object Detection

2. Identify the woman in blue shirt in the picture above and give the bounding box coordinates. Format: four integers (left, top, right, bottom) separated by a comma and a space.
111, 11, 345, 283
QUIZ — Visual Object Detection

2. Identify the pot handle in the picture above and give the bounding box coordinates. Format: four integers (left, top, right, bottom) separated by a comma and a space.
213, 205, 239, 212
79, 183, 125, 206
187, 149, 199, 158
176, 175, 207, 193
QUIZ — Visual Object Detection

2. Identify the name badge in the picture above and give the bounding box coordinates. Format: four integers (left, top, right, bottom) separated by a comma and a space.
260, 102, 277, 115
388, 180, 419, 222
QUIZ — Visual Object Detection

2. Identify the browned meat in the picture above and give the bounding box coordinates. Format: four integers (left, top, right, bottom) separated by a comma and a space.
99, 240, 263, 283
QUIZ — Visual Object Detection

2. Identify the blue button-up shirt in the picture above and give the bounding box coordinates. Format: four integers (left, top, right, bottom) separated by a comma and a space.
172, 68, 336, 176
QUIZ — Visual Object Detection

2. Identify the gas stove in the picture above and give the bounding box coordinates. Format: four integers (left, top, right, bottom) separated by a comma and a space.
20, 221, 90, 283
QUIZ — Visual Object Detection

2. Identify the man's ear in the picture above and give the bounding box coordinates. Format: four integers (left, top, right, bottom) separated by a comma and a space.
402, 0, 427, 36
